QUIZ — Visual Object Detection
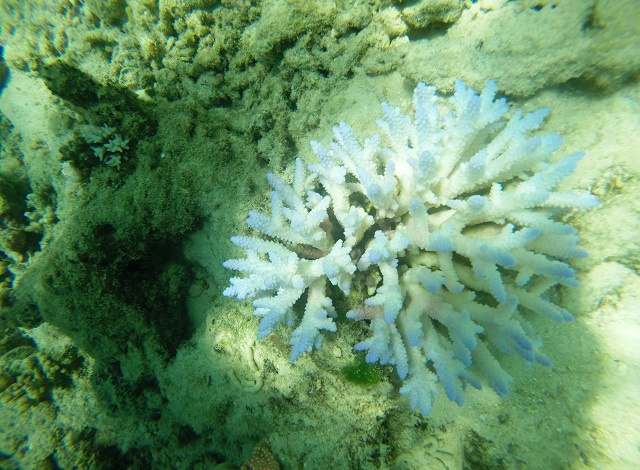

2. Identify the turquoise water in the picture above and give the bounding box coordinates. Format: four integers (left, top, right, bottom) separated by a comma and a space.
0, 1, 638, 468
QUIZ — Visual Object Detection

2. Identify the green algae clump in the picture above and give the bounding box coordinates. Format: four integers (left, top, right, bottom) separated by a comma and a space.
341, 355, 383, 387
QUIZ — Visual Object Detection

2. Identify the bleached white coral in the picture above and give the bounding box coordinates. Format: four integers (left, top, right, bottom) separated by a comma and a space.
223, 80, 598, 416
81, 124, 129, 168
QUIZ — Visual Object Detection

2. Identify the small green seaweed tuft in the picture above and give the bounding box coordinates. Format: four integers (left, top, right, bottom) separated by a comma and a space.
341, 354, 383, 387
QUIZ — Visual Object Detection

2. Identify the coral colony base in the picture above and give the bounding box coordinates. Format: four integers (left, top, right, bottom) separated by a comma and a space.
223, 80, 598, 416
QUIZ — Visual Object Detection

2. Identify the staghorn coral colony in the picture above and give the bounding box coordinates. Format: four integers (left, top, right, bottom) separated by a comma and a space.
223, 80, 598, 416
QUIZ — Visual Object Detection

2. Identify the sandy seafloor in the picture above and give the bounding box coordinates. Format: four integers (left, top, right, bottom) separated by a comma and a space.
0, 0, 639, 468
